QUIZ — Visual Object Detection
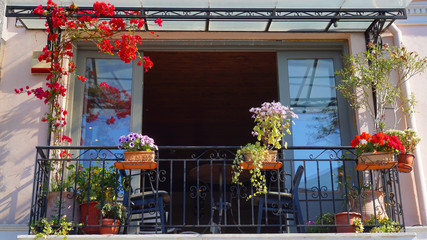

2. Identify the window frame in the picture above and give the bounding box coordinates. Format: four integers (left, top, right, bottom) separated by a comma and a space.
69, 51, 144, 146
68, 41, 353, 147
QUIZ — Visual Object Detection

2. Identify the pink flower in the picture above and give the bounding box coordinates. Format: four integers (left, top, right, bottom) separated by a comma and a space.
62, 135, 72, 143
154, 18, 163, 27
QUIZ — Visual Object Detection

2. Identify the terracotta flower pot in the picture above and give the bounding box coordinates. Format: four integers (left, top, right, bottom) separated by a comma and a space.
335, 212, 361, 233
80, 201, 100, 234
358, 152, 394, 164
46, 191, 80, 224
353, 190, 387, 220
100, 219, 121, 235
124, 150, 155, 162
398, 153, 415, 173
244, 150, 277, 163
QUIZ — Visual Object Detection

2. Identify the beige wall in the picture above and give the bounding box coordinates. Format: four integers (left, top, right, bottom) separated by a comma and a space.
394, 23, 427, 226
0, 19, 48, 224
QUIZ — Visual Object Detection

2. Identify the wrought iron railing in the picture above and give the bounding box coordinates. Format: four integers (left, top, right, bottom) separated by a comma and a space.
30, 146, 404, 234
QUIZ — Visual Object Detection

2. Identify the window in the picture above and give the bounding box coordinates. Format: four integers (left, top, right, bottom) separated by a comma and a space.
80, 58, 132, 146
277, 51, 355, 218
70, 51, 143, 146
72, 48, 353, 149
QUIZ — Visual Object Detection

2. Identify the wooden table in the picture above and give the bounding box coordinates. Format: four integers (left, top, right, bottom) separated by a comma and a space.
189, 164, 250, 233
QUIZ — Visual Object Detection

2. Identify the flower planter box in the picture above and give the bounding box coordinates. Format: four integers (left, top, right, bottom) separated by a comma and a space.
244, 150, 277, 163
355, 152, 397, 171
240, 161, 282, 170
124, 150, 155, 162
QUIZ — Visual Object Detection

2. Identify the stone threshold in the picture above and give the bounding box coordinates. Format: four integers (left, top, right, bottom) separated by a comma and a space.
18, 232, 420, 240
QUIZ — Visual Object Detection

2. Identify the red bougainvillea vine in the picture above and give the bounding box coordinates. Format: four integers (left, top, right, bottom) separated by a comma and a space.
13, 1, 161, 150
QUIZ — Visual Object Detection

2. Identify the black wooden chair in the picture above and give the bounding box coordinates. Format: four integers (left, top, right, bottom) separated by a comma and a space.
119, 169, 170, 234
256, 165, 305, 233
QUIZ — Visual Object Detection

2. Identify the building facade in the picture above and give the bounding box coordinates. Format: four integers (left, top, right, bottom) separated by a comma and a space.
1, 0, 427, 239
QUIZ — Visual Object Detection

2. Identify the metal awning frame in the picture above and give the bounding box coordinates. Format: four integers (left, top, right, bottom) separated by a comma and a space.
6, 6, 407, 45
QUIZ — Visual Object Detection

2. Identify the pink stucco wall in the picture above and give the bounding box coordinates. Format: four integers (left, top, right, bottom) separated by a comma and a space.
396, 24, 427, 226
398, 24, 427, 179
0, 20, 49, 224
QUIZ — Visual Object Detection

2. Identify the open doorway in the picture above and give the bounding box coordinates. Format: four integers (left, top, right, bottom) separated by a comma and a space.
142, 51, 278, 146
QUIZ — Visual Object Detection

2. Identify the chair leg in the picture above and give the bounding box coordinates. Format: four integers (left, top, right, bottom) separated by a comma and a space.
157, 198, 166, 234
257, 197, 265, 233
294, 201, 304, 233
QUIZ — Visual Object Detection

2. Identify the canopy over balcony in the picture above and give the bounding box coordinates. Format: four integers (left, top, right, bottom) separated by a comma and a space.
6, 0, 408, 43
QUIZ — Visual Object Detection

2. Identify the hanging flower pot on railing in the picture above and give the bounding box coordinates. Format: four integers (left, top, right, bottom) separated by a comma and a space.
232, 101, 298, 200
118, 133, 158, 162
351, 132, 404, 171
123, 151, 155, 162
397, 153, 415, 173
243, 148, 278, 163
356, 151, 396, 171
385, 129, 421, 173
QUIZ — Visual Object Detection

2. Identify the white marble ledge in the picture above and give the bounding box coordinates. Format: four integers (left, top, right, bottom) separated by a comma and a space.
18, 232, 419, 240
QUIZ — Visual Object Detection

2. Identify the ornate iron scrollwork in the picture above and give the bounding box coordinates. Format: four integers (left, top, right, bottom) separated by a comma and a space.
190, 185, 208, 199
311, 186, 328, 199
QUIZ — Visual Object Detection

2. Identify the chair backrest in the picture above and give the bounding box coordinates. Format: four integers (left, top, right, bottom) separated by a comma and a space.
291, 165, 304, 195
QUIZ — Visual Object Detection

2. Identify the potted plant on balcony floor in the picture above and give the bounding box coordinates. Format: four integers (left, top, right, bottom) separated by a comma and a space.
72, 163, 120, 234
46, 162, 80, 225
97, 202, 127, 235
385, 129, 421, 172
232, 101, 297, 199
336, 166, 362, 233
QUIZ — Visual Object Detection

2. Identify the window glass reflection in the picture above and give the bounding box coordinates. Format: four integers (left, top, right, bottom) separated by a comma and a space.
81, 58, 132, 146
288, 59, 342, 192
289, 59, 340, 146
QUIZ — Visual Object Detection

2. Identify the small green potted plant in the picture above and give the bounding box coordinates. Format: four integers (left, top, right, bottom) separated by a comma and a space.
118, 133, 158, 162
336, 165, 362, 233
354, 215, 401, 233
306, 212, 336, 233
97, 202, 127, 235
30, 216, 74, 240
385, 129, 421, 172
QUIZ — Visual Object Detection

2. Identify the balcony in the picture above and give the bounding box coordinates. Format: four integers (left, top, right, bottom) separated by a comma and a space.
29, 146, 405, 237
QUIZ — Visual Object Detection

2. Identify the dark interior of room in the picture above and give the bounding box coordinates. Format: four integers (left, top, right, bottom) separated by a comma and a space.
142, 51, 278, 146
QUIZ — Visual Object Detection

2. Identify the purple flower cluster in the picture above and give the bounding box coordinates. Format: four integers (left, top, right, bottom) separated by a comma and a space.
249, 101, 298, 121
249, 101, 298, 149
118, 132, 158, 151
